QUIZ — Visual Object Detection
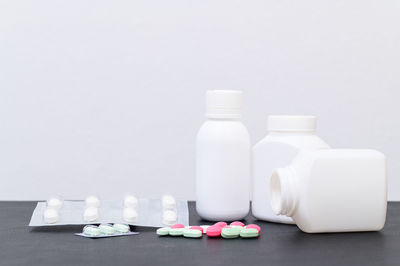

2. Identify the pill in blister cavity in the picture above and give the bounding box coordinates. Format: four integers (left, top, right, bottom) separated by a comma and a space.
162, 194, 176, 209
124, 195, 138, 209
189, 226, 203, 233
123, 207, 138, 223
206, 226, 222, 237
169, 228, 185, 236
99, 224, 115, 235
183, 229, 202, 238
200, 225, 210, 234
83, 225, 101, 237
245, 224, 261, 233
156, 227, 170, 236
240, 228, 259, 238
171, 223, 185, 229
43, 208, 58, 224
84, 207, 99, 222
230, 221, 244, 227
85, 195, 100, 208
214, 221, 227, 228
46, 197, 63, 210
113, 223, 130, 233
221, 226, 242, 239
163, 210, 177, 225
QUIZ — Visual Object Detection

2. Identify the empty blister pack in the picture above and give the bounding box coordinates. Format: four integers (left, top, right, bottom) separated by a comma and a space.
29, 196, 189, 227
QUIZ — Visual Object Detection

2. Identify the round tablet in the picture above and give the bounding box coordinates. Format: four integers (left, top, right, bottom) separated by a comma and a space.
83, 225, 100, 237
183, 229, 202, 238
162, 194, 176, 209
99, 224, 115, 235
113, 223, 130, 233
171, 223, 185, 229
124, 195, 138, 209
43, 208, 58, 224
206, 226, 222, 237
230, 221, 244, 227
163, 210, 177, 225
46, 197, 63, 210
83, 207, 99, 222
156, 227, 170, 236
169, 228, 185, 236
85, 195, 100, 208
123, 207, 138, 223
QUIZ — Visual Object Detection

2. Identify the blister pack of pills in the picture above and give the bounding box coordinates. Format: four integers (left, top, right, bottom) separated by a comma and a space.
29, 194, 189, 228
75, 224, 139, 238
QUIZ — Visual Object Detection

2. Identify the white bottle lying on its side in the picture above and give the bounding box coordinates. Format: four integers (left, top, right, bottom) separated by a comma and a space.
196, 90, 250, 221
252, 115, 329, 224
270, 149, 387, 233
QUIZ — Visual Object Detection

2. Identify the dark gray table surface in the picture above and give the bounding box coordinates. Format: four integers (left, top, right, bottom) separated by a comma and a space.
0, 201, 399, 266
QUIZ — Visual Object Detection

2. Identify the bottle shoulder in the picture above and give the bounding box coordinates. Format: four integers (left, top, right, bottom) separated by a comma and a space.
197, 120, 250, 141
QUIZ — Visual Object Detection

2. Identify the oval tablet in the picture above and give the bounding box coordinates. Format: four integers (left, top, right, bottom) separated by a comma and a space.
169, 228, 185, 236
83, 225, 100, 237
230, 221, 244, 227
123, 207, 138, 223
124, 195, 138, 209
83, 207, 98, 222
156, 227, 171, 236
85, 195, 100, 208
240, 228, 259, 238
214, 222, 227, 228
99, 224, 115, 235
183, 229, 202, 238
221, 226, 241, 239
189, 226, 203, 233
162, 194, 176, 209
171, 223, 185, 229
163, 210, 177, 225
113, 223, 130, 233
47, 197, 63, 210
206, 226, 222, 237
43, 208, 58, 224
245, 224, 261, 233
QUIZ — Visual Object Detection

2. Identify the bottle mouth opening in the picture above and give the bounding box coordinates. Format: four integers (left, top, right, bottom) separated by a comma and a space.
270, 171, 283, 215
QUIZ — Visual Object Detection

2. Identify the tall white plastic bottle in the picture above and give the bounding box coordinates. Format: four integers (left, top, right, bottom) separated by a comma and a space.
196, 90, 250, 221
269, 149, 387, 233
252, 116, 329, 223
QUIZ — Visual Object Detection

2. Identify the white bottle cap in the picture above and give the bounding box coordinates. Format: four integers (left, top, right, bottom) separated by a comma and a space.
267, 115, 316, 132
206, 90, 242, 119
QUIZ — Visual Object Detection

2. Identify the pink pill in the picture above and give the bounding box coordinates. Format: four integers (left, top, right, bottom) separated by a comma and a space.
213, 222, 227, 228
206, 226, 222, 237
189, 226, 204, 233
245, 224, 261, 233
230, 221, 244, 227
171, 224, 185, 229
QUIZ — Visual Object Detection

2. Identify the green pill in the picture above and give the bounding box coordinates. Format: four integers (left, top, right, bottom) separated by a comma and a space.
156, 227, 170, 236
221, 227, 241, 239
99, 224, 116, 235
83, 225, 101, 237
240, 228, 259, 238
113, 223, 130, 233
183, 229, 202, 238
169, 228, 186, 236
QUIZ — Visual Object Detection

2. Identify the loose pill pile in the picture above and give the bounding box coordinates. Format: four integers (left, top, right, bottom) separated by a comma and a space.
76, 223, 138, 238
156, 221, 260, 239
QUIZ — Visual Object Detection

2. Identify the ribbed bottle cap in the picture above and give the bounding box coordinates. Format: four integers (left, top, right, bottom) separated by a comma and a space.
268, 115, 316, 132
206, 90, 242, 119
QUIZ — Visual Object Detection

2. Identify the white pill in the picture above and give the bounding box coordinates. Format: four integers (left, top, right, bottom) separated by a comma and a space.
162, 194, 176, 209
113, 223, 130, 233
85, 195, 100, 208
163, 210, 177, 225
84, 207, 99, 222
46, 197, 63, 210
83, 225, 100, 237
43, 208, 58, 224
123, 207, 138, 223
124, 195, 138, 209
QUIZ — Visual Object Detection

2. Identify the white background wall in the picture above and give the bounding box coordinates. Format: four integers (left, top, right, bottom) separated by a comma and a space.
0, 0, 399, 201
